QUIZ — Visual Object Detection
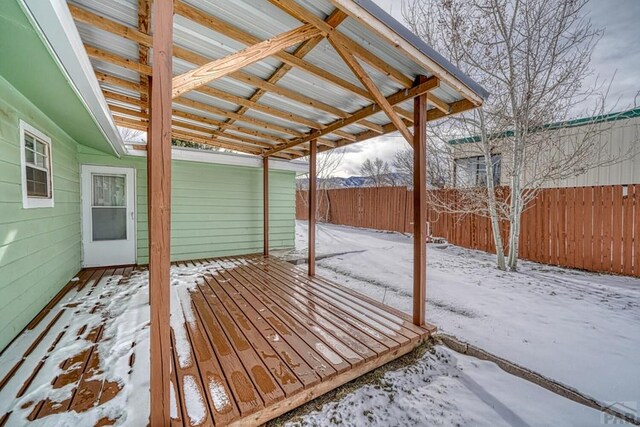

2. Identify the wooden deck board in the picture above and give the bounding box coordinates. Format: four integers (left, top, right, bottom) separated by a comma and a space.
0, 255, 432, 426
237, 257, 401, 354
223, 257, 383, 361
217, 258, 368, 366
210, 260, 354, 374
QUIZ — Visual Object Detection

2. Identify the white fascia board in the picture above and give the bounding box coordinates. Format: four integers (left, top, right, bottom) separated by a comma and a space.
126, 146, 309, 173
20, 0, 125, 157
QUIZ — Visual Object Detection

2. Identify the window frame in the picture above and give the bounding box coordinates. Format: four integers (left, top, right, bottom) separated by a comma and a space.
454, 154, 502, 188
19, 120, 54, 209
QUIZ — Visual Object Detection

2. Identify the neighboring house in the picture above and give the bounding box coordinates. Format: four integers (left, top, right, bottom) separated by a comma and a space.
449, 108, 640, 188
0, 0, 487, 425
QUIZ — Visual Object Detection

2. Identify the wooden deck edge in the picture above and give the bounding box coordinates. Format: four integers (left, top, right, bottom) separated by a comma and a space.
228, 335, 429, 427
276, 255, 439, 333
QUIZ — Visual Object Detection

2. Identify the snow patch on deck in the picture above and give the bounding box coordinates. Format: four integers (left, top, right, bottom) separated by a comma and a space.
0, 259, 250, 425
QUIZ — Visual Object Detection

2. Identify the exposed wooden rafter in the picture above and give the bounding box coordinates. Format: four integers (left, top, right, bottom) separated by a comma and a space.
267, 0, 412, 87
330, 38, 414, 145
266, 0, 452, 116
214, 8, 348, 136
109, 103, 303, 155
264, 76, 439, 156
70, 5, 383, 137
174, 1, 376, 102
172, 24, 322, 98
71, 1, 473, 159
137, 0, 151, 117
113, 115, 294, 159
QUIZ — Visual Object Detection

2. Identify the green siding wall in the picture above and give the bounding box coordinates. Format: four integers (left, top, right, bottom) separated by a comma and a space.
78, 146, 296, 264
0, 76, 82, 351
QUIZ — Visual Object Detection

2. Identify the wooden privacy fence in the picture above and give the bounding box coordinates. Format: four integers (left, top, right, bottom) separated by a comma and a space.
296, 185, 640, 277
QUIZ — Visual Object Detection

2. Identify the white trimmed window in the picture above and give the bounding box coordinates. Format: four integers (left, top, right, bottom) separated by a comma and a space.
20, 120, 54, 208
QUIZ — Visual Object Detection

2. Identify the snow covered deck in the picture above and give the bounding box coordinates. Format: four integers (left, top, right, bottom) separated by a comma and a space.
0, 255, 433, 426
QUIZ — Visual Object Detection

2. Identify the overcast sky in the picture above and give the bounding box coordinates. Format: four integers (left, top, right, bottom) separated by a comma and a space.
332, 0, 640, 177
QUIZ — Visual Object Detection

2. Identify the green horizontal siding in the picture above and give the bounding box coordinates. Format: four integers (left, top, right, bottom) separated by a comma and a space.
0, 76, 82, 351
78, 146, 296, 264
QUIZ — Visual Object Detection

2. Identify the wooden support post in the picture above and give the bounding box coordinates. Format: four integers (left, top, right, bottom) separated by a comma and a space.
413, 76, 428, 326
264, 156, 269, 256
308, 140, 317, 276
148, 0, 173, 425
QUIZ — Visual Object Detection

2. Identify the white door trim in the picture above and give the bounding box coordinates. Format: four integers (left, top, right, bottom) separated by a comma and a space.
81, 165, 137, 267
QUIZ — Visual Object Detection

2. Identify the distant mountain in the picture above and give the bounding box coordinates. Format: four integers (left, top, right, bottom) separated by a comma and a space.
297, 173, 411, 189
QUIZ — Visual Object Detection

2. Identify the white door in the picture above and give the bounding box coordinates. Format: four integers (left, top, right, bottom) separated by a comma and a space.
81, 165, 136, 267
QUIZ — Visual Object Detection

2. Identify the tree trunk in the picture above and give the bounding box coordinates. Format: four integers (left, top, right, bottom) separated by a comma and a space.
507, 195, 523, 270
486, 170, 506, 270
507, 147, 523, 271
479, 111, 506, 270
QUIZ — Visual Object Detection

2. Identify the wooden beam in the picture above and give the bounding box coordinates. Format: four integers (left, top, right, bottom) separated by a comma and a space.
267, 0, 453, 120
172, 24, 321, 98
264, 156, 269, 256
413, 76, 428, 327
264, 76, 439, 156
174, 1, 373, 101
104, 95, 305, 152
99, 81, 299, 146
175, 97, 304, 138
91, 43, 376, 135
196, 86, 356, 140
72, 4, 394, 134
114, 115, 277, 156
85, 44, 152, 75
328, 0, 484, 107
112, 114, 275, 155
148, 0, 172, 425
215, 8, 348, 135
138, 0, 151, 117
308, 140, 317, 277
267, 0, 413, 87
330, 38, 414, 146
68, 5, 355, 123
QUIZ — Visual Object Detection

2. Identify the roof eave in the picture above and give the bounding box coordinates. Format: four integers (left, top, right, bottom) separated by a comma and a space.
20, 0, 125, 157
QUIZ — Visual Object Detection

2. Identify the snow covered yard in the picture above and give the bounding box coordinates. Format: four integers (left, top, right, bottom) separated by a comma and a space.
293, 221, 640, 408
285, 345, 610, 427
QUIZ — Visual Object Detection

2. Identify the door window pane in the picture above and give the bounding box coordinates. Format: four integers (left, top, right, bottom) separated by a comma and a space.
93, 174, 126, 207
92, 207, 127, 241
92, 174, 127, 241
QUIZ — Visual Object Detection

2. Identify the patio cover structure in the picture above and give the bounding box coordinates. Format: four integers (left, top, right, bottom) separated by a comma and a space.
21, 0, 487, 424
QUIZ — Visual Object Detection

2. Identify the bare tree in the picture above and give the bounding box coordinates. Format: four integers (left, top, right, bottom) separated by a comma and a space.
296, 148, 346, 221
360, 157, 392, 187
402, 0, 632, 271
117, 126, 146, 143
393, 146, 451, 188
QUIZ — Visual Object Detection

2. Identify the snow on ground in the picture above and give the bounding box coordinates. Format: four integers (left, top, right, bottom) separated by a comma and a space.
287, 346, 612, 427
293, 221, 640, 407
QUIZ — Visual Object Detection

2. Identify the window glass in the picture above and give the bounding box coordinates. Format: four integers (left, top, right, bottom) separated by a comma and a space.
23, 131, 50, 198
455, 154, 502, 187
26, 167, 48, 197
91, 174, 127, 241
93, 174, 126, 207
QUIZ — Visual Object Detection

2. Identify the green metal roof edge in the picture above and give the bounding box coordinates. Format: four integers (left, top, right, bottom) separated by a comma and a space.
447, 107, 640, 145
